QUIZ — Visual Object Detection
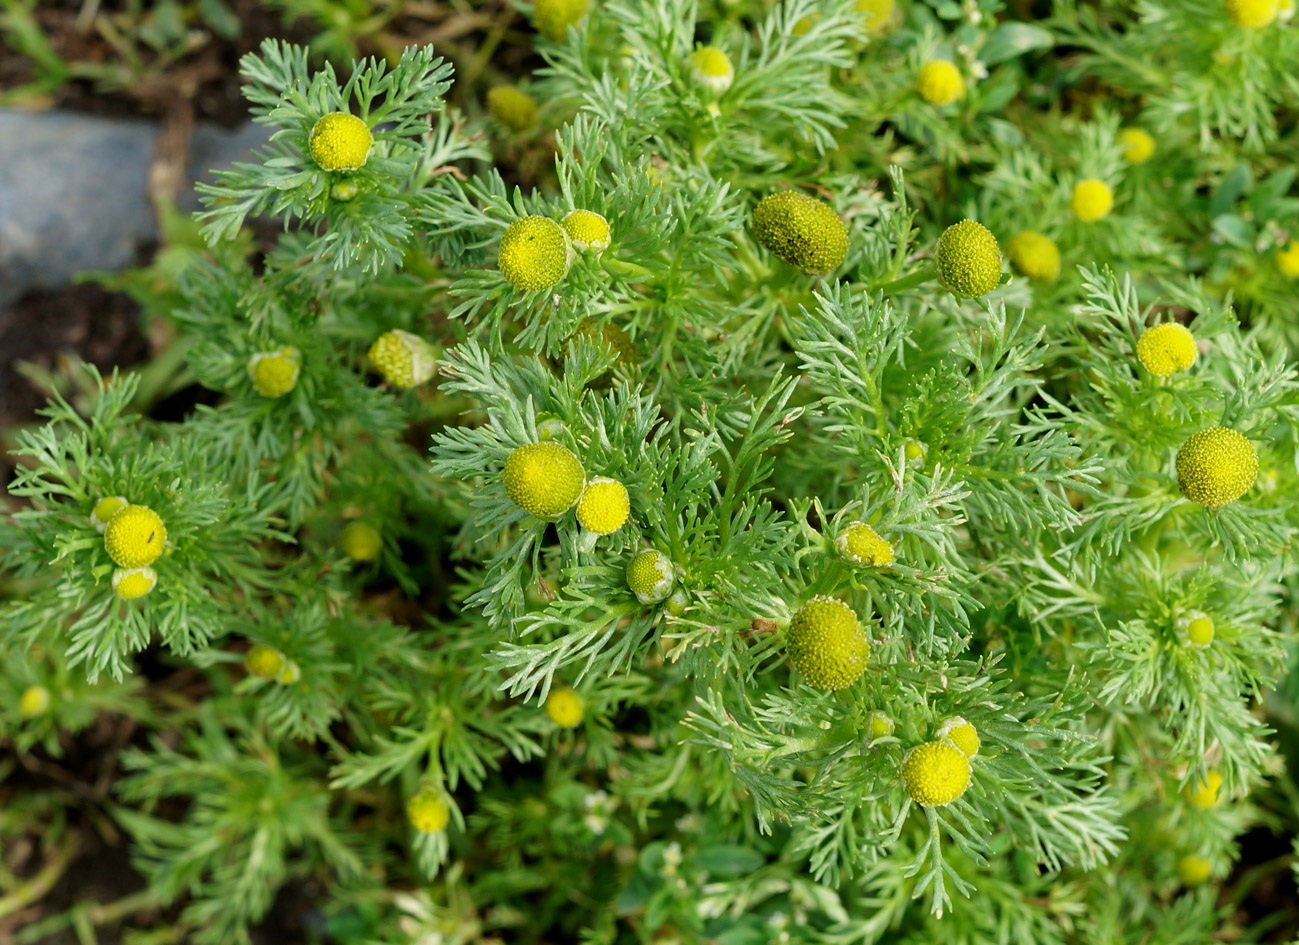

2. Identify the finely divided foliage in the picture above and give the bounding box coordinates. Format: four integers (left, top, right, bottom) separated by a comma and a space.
3, 0, 1299, 943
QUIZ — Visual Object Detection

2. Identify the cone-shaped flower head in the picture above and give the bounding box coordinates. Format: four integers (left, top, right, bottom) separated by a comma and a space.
1137, 323, 1198, 377
562, 209, 611, 253
785, 596, 870, 690
1178, 854, 1212, 886
248, 346, 302, 398
916, 60, 965, 106
688, 46, 734, 95
407, 790, 450, 832
856, 0, 895, 34
1185, 768, 1224, 809
936, 220, 1003, 298
626, 549, 676, 604
535, 0, 590, 41
546, 687, 584, 727
835, 521, 894, 567
1175, 427, 1258, 509
341, 521, 382, 562
487, 84, 538, 132
1276, 243, 1299, 277
867, 710, 895, 740
368, 329, 436, 389
104, 504, 166, 569
1178, 610, 1215, 649
936, 716, 981, 758
1005, 231, 1061, 283
499, 216, 573, 291
1118, 128, 1155, 164
90, 495, 128, 533
245, 644, 287, 679
1071, 179, 1114, 222
1225, 0, 1278, 27
576, 477, 630, 535
751, 191, 849, 275
503, 442, 585, 521
19, 685, 50, 718
901, 740, 972, 806
112, 567, 157, 600
308, 113, 373, 171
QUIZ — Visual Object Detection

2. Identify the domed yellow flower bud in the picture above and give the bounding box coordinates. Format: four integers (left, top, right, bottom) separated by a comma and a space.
935, 219, 1003, 298
1137, 323, 1198, 377
905, 439, 929, 466
1118, 128, 1156, 164
1177, 854, 1212, 886
792, 14, 817, 35
407, 790, 450, 833
835, 521, 894, 567
499, 216, 573, 291
1276, 242, 1299, 277
916, 60, 965, 106
90, 495, 128, 533
785, 596, 870, 690
1177, 610, 1215, 649
104, 504, 166, 569
112, 566, 157, 601
576, 477, 630, 536
688, 46, 733, 95
308, 113, 373, 171
627, 549, 676, 604
368, 329, 436, 389
561, 209, 611, 253
534, 0, 589, 41
1175, 427, 1258, 509
245, 644, 287, 679
277, 660, 301, 685
340, 521, 382, 562
901, 740, 972, 806
546, 687, 584, 727
856, 0, 895, 34
19, 685, 51, 718
936, 716, 981, 759
1225, 0, 1278, 27
867, 710, 895, 740
331, 180, 359, 201
1185, 768, 1224, 809
1071, 179, 1114, 222
1005, 231, 1061, 283
751, 191, 849, 275
247, 346, 302, 398
487, 84, 538, 133
503, 442, 586, 521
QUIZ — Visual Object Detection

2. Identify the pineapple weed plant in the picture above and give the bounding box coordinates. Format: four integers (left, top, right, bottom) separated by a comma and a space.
4, 0, 1299, 942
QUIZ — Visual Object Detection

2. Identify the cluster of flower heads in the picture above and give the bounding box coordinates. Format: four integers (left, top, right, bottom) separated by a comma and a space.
496, 210, 611, 293
91, 498, 167, 601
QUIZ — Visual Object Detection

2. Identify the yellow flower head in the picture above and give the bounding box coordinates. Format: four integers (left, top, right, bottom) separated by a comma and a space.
248, 346, 302, 398
1175, 427, 1258, 509
835, 521, 894, 567
935, 219, 1003, 298
562, 209, 612, 253
503, 442, 586, 521
407, 790, 450, 833
867, 710, 895, 740
499, 216, 573, 291
331, 180, 359, 202
751, 191, 849, 275
856, 0, 895, 34
936, 716, 981, 759
785, 596, 870, 690
1225, 0, 1279, 27
112, 566, 158, 601
104, 504, 167, 569
576, 477, 630, 536
1137, 323, 1198, 377
1178, 610, 1215, 649
535, 0, 590, 41
1178, 854, 1212, 886
340, 521, 382, 562
1005, 231, 1061, 283
487, 84, 538, 133
1185, 768, 1224, 809
19, 685, 51, 718
245, 644, 287, 679
688, 46, 734, 95
1276, 242, 1299, 277
368, 329, 437, 389
90, 495, 128, 533
546, 687, 585, 727
1118, 128, 1156, 164
916, 60, 965, 106
626, 549, 676, 604
1072, 179, 1114, 222
308, 113, 373, 171
901, 740, 972, 806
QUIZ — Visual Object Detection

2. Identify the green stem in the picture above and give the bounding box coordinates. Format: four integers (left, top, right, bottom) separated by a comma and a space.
870, 265, 936, 297
602, 256, 658, 283
0, 832, 79, 919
